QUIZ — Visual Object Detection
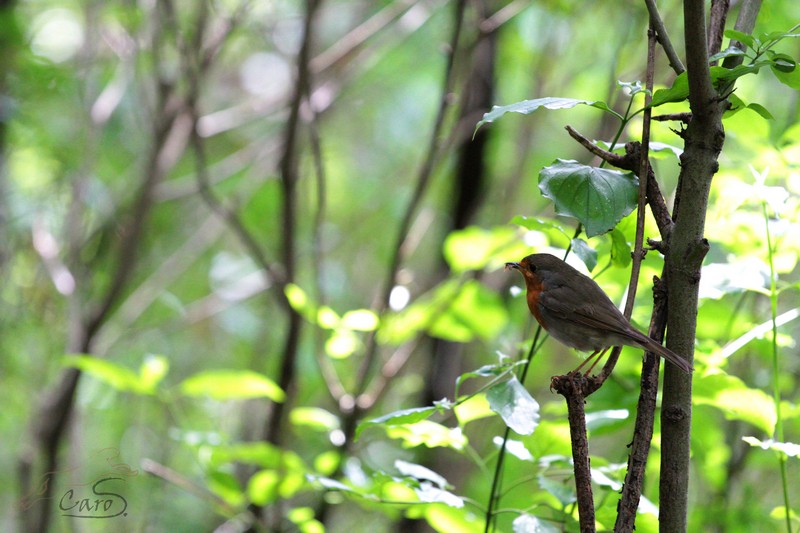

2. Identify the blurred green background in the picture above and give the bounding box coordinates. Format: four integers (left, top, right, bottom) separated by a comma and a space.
2, 0, 799, 531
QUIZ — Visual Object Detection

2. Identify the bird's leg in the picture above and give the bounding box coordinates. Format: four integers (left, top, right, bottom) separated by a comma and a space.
572, 347, 611, 376
584, 347, 611, 376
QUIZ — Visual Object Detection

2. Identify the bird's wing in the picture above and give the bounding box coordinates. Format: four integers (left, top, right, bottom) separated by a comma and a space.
538, 280, 633, 337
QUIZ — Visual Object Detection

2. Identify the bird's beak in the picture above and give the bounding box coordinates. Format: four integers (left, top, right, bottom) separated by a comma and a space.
505, 262, 521, 271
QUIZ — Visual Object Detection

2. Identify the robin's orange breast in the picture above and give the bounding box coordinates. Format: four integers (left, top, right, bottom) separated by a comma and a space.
525, 277, 547, 330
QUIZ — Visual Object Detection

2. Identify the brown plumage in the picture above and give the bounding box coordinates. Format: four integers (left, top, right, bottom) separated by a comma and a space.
506, 253, 693, 374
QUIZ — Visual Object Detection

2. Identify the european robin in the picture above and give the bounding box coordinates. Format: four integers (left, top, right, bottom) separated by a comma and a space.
505, 253, 693, 374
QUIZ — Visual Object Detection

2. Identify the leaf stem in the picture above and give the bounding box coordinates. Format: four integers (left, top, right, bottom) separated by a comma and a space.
761, 196, 792, 533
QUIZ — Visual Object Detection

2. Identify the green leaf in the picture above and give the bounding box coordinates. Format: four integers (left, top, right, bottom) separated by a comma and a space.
709, 46, 746, 63
288, 507, 325, 533
570, 238, 597, 272
290, 407, 340, 431
724, 29, 756, 48
710, 63, 766, 86
285, 283, 311, 315
726, 94, 774, 120
538, 471, 576, 505
179, 370, 285, 401
510, 215, 568, 236
139, 354, 169, 392
428, 280, 508, 342
771, 61, 800, 90
742, 437, 800, 457
475, 97, 620, 132
208, 442, 282, 468
443, 225, 521, 273
325, 328, 359, 359
610, 228, 632, 267
651, 73, 689, 107
486, 376, 540, 435
454, 392, 493, 426
64, 354, 151, 395
355, 406, 440, 439
744, 102, 774, 120
513, 513, 560, 533
382, 280, 508, 345
766, 51, 796, 73
493, 436, 534, 461
248, 470, 280, 505
341, 309, 379, 331
694, 373, 776, 434
396, 460, 448, 488
316, 306, 340, 329
414, 484, 464, 508
760, 31, 800, 42
538, 160, 639, 237
207, 471, 245, 507
385, 420, 467, 450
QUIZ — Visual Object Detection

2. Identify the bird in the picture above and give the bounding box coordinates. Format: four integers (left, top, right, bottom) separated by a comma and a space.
505, 253, 693, 375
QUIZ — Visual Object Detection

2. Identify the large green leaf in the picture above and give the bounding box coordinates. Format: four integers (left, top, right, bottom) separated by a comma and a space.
385, 420, 467, 450
428, 280, 508, 342
179, 370, 285, 402
379, 279, 508, 345
443, 225, 524, 273
486, 376, 540, 435
64, 355, 154, 395
538, 160, 638, 237
651, 72, 689, 107
355, 406, 440, 439
475, 97, 620, 133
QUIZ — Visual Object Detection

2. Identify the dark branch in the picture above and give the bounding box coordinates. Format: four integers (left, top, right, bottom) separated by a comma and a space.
707, 0, 730, 59
643, 0, 685, 74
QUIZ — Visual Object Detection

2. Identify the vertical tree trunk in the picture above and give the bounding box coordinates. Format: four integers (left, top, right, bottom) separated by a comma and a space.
659, 1, 724, 530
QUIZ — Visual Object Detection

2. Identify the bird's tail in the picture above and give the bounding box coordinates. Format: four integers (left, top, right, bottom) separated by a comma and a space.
635, 332, 694, 373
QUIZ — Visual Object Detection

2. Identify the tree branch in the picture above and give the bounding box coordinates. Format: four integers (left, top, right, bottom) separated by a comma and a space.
707, 0, 730, 59
614, 275, 668, 532
551, 374, 595, 532
658, 0, 744, 528
347, 0, 468, 432
643, 0, 685, 74
264, 0, 321, 451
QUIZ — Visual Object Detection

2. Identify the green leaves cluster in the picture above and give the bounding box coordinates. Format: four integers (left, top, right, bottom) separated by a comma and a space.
64, 354, 286, 402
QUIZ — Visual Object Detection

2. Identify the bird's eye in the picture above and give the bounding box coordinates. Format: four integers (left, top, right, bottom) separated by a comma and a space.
528, 264, 536, 273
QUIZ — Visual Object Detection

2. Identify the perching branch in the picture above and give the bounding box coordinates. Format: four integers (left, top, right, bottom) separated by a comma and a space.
550, 373, 595, 533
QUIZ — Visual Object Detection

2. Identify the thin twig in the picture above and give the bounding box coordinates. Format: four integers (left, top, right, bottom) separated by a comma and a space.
264, 0, 322, 450
652, 112, 692, 123
564, 125, 626, 166
614, 275, 668, 532
598, 26, 658, 382
351, 0, 468, 416
643, 0, 685, 74
306, 88, 347, 402
612, 27, 660, 532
